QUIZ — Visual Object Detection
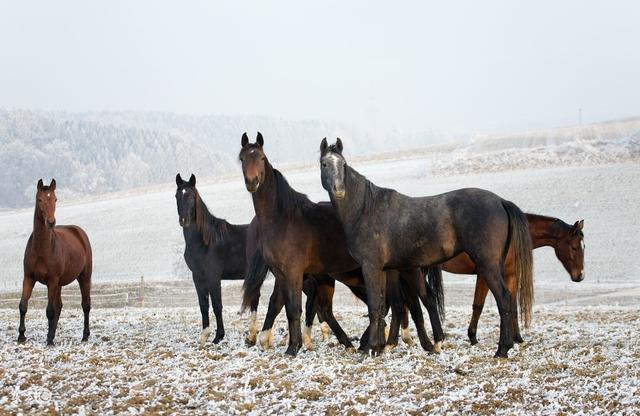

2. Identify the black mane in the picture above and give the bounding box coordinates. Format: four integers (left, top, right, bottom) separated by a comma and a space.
194, 190, 229, 245
273, 168, 312, 218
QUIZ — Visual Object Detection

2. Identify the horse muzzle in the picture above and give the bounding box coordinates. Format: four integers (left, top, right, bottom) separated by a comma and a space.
245, 178, 260, 193
572, 271, 585, 282
333, 187, 345, 199
46, 219, 56, 228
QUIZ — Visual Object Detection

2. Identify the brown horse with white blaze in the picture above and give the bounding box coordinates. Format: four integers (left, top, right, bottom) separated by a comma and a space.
19, 179, 93, 345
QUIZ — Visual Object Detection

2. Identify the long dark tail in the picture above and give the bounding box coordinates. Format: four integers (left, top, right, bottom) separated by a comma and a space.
502, 200, 534, 328
241, 250, 270, 312
425, 266, 445, 323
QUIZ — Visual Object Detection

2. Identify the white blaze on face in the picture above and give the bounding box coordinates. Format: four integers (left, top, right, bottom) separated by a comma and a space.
325, 153, 341, 173
47, 193, 50, 198
182, 189, 186, 196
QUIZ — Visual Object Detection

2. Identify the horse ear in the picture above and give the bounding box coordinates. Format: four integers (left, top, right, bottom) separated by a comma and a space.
37, 179, 44, 190
176, 173, 183, 186
241, 132, 249, 148
577, 220, 584, 231
189, 174, 196, 187
320, 138, 328, 154
336, 138, 343, 154
49, 179, 56, 190
256, 132, 264, 147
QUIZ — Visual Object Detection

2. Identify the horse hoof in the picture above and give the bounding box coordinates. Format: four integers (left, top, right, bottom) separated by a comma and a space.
346, 346, 356, 354
17, 335, 26, 344
212, 333, 224, 344
245, 337, 256, 347
81, 337, 89, 342
258, 330, 274, 350
494, 347, 510, 359
469, 337, 479, 346
401, 328, 415, 346
384, 343, 397, 353
434, 341, 443, 354
514, 335, 525, 344
320, 322, 331, 342
285, 345, 300, 357
47, 340, 55, 347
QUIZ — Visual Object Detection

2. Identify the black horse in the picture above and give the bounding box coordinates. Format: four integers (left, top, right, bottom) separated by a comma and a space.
320, 138, 533, 358
175, 173, 266, 346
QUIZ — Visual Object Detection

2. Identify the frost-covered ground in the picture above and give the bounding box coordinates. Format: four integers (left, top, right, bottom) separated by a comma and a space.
1, 305, 638, 415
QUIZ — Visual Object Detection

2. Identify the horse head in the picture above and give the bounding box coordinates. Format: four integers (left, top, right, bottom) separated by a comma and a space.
36, 179, 57, 228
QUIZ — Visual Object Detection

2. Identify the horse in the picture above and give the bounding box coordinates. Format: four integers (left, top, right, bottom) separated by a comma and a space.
424, 214, 584, 345
320, 138, 533, 358
19, 179, 93, 346
239, 133, 444, 356
175, 173, 268, 346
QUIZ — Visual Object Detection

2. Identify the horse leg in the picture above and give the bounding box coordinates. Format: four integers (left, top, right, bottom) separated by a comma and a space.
18, 275, 36, 343
468, 277, 489, 345
505, 271, 524, 343
400, 305, 414, 346
78, 270, 92, 342
46, 284, 62, 346
281, 270, 303, 357
258, 284, 284, 349
362, 263, 387, 356
302, 276, 319, 350
384, 274, 403, 351
404, 288, 434, 352
194, 276, 211, 347
316, 280, 355, 351
246, 294, 260, 346
403, 268, 441, 350
478, 265, 514, 358
210, 276, 225, 344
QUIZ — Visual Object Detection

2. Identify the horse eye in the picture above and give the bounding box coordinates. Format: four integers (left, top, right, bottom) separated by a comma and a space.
261, 157, 265, 161
322, 162, 327, 167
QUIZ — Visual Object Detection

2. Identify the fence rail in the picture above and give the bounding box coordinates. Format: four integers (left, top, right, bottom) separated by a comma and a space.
0, 276, 203, 309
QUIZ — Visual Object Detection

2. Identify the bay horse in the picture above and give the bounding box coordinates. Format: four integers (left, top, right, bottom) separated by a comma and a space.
422, 214, 584, 345
19, 179, 93, 345
239, 133, 444, 356
175, 173, 268, 346
320, 138, 533, 358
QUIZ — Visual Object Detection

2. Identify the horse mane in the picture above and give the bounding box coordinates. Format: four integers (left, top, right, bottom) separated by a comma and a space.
526, 213, 583, 238
194, 190, 228, 246
272, 168, 312, 218
345, 164, 384, 216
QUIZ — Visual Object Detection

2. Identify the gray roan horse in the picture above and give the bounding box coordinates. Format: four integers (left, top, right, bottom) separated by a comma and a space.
319, 138, 533, 358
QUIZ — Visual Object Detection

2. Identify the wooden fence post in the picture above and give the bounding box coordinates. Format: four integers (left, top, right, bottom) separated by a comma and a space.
140, 275, 145, 307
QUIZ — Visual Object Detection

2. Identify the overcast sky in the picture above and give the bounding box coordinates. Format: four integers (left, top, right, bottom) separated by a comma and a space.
1, 1, 638, 134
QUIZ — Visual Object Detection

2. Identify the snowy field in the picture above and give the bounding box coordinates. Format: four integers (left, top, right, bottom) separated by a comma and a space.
0, 306, 638, 414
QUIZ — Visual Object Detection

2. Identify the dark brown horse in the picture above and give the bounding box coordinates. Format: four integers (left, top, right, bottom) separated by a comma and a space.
320, 138, 533, 358
239, 133, 444, 356
19, 179, 93, 345
446, 214, 584, 345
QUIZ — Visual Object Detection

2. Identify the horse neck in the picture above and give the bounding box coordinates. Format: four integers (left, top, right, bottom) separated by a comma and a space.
250, 163, 279, 226
335, 165, 369, 225
32, 206, 53, 253
526, 214, 567, 248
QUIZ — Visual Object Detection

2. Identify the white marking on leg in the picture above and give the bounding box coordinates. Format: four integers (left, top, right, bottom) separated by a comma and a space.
198, 327, 212, 348
320, 321, 331, 342
401, 327, 415, 346
258, 329, 273, 350
302, 325, 313, 350
434, 341, 443, 353
384, 325, 390, 341
246, 311, 257, 344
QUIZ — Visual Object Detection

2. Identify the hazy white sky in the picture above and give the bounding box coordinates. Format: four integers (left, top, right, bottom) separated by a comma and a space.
1, 1, 639, 133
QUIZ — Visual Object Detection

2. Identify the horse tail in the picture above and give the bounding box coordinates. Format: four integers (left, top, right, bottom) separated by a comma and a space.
241, 250, 270, 312
502, 199, 534, 328
425, 266, 445, 323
